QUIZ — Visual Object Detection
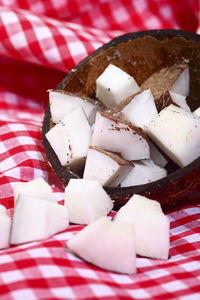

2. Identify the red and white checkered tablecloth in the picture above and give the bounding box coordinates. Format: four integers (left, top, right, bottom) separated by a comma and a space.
0, 0, 200, 299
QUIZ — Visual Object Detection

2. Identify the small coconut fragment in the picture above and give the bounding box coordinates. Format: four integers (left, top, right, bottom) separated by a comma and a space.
114, 194, 170, 260
96, 64, 140, 108
91, 112, 150, 161
83, 146, 134, 187
193, 107, 200, 117
64, 179, 113, 225
13, 177, 57, 205
45, 106, 92, 171
0, 205, 11, 249
111, 89, 158, 129
67, 216, 136, 274
141, 64, 189, 102
156, 90, 190, 112
146, 104, 200, 167
120, 159, 167, 187
49, 89, 104, 125
149, 140, 168, 168
11, 194, 69, 245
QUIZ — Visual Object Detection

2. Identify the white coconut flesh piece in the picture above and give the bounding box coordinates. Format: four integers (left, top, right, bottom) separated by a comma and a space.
120, 159, 167, 187
193, 107, 200, 117
13, 177, 57, 205
67, 216, 136, 274
64, 179, 113, 225
11, 194, 69, 245
83, 146, 134, 187
112, 89, 158, 130
0, 205, 11, 249
91, 112, 150, 161
169, 91, 191, 112
46, 106, 92, 171
49, 89, 104, 125
96, 64, 140, 108
141, 64, 189, 102
149, 140, 168, 168
114, 194, 170, 260
146, 104, 200, 168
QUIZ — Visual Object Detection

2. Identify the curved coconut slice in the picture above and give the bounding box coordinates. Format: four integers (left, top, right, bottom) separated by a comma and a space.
96, 64, 140, 108
114, 194, 170, 260
91, 112, 150, 161
13, 177, 57, 205
67, 216, 136, 274
120, 159, 167, 187
193, 107, 200, 117
111, 89, 158, 130
146, 104, 200, 167
0, 205, 11, 249
64, 179, 113, 225
141, 64, 189, 103
11, 194, 69, 245
83, 146, 134, 187
46, 106, 92, 171
49, 89, 104, 125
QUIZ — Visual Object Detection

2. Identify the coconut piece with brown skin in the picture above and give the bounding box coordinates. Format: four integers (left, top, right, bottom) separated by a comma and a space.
83, 146, 134, 187
141, 64, 189, 110
156, 90, 190, 113
91, 112, 150, 161
146, 104, 200, 168
49, 89, 104, 126
109, 89, 158, 130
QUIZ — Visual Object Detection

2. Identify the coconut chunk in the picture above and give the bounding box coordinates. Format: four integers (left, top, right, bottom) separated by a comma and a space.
141, 64, 189, 102
156, 90, 191, 113
13, 178, 57, 205
0, 205, 11, 249
193, 107, 200, 117
67, 216, 136, 274
49, 89, 104, 125
96, 64, 140, 108
83, 146, 134, 187
11, 194, 69, 245
169, 91, 190, 112
91, 112, 150, 161
146, 104, 200, 167
64, 179, 113, 225
114, 194, 170, 260
112, 89, 158, 129
120, 159, 167, 187
45, 106, 92, 171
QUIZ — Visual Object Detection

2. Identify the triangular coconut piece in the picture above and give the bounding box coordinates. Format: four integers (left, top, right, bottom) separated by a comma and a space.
91, 112, 150, 161
64, 179, 113, 225
0, 205, 11, 249
67, 216, 136, 274
111, 89, 158, 130
146, 104, 200, 167
49, 89, 104, 125
46, 106, 92, 171
114, 194, 170, 260
120, 159, 167, 187
11, 194, 69, 245
83, 146, 134, 187
96, 64, 140, 108
141, 64, 189, 103
13, 178, 57, 205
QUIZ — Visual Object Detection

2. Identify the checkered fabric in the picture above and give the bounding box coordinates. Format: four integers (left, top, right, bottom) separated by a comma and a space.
0, 0, 200, 299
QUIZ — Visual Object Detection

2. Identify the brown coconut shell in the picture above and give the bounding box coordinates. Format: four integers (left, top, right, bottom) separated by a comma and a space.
42, 29, 200, 210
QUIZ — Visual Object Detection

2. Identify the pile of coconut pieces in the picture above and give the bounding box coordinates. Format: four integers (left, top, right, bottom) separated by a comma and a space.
1, 177, 170, 275
46, 63, 200, 187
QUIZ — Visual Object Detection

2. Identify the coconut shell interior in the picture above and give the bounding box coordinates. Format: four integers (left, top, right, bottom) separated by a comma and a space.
42, 29, 200, 210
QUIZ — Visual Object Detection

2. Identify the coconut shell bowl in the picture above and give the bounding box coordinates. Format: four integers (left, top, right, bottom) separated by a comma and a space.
42, 29, 200, 210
